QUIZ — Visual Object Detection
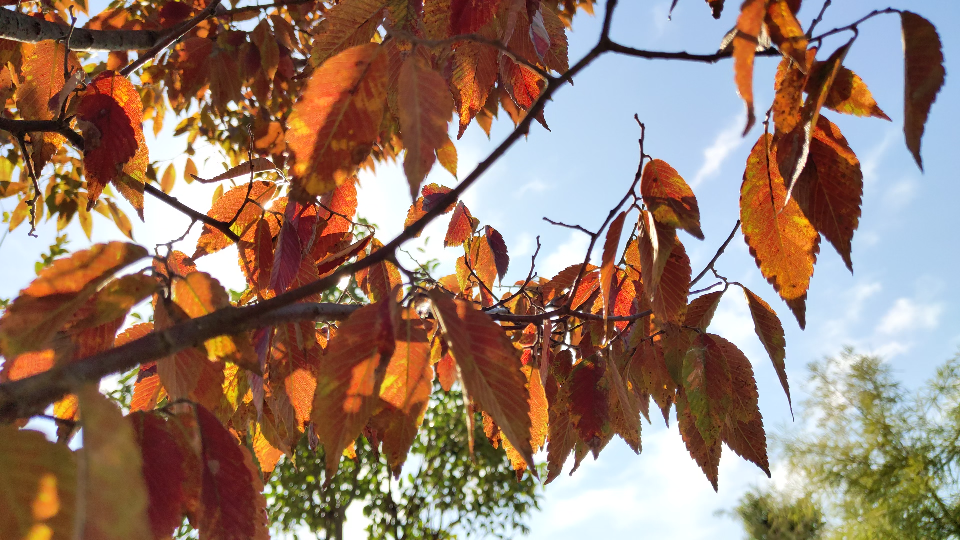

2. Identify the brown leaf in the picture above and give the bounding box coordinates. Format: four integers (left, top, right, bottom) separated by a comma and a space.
310, 0, 386, 67
710, 334, 770, 475
814, 64, 890, 120
650, 234, 691, 325
429, 291, 535, 469
637, 209, 676, 300
742, 286, 790, 414
740, 134, 819, 328
485, 225, 510, 283
765, 0, 807, 68
677, 388, 721, 490
793, 116, 863, 272
567, 356, 609, 457
684, 290, 724, 331
901, 11, 945, 171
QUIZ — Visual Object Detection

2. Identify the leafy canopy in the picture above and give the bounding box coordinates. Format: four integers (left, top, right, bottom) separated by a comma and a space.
0, 0, 946, 538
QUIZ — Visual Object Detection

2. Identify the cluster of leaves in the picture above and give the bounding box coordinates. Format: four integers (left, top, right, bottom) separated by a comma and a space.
268, 384, 540, 539
0, 0, 947, 539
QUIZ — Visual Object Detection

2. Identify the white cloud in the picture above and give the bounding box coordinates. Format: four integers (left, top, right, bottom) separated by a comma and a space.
882, 177, 918, 210
541, 232, 591, 278
517, 179, 548, 197
860, 130, 896, 186
691, 116, 746, 187
876, 297, 943, 335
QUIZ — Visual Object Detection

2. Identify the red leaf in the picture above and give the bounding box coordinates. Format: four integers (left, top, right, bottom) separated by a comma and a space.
405, 183, 454, 232
437, 353, 458, 391
484, 225, 510, 283
130, 411, 188, 538
451, 29, 499, 137
901, 11, 945, 170
641, 160, 704, 239
195, 181, 277, 257
567, 357, 609, 456
451, 0, 502, 34
194, 405, 269, 540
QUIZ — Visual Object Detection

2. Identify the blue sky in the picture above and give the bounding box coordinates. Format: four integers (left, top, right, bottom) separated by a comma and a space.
1, 0, 959, 538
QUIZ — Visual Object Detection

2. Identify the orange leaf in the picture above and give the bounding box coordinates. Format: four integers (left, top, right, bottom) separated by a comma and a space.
636, 209, 676, 300
740, 134, 819, 328
444, 201, 476, 247
793, 116, 863, 272
0, 242, 147, 358
398, 53, 455, 199
742, 286, 790, 413
641, 159, 704, 240
813, 64, 890, 120
677, 388, 720, 490
287, 43, 389, 197
310, 0, 386, 68
606, 353, 641, 453
567, 356, 609, 456
682, 334, 731, 450
709, 334, 769, 475
451, 27, 500, 137
901, 11, 945, 171
429, 291, 535, 469
499, 56, 544, 112
194, 180, 277, 257
772, 51, 812, 135
684, 290, 724, 330
503, 365, 549, 475
77, 386, 151, 539
628, 338, 676, 425
355, 239, 403, 303
173, 272, 259, 373
544, 366, 576, 483
0, 425, 77, 539
650, 234, 691, 325
600, 211, 626, 322
765, 0, 807, 68
732, 0, 769, 134
311, 301, 395, 477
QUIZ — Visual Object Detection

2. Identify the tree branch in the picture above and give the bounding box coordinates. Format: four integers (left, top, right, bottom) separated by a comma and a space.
0, 1, 220, 51
0, 117, 83, 148
690, 220, 740, 287
142, 183, 241, 243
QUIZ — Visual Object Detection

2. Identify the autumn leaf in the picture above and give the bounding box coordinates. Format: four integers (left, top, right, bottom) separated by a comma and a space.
445, 201, 477, 247
310, 0, 386, 67
706, 0, 725, 18
451, 0, 502, 34
0, 426, 77, 540
606, 353, 641, 453
194, 405, 269, 540
544, 367, 576, 483
173, 272, 259, 373
814, 64, 890, 120
742, 286, 791, 414
636, 209, 676, 300
499, 56, 544, 114
429, 290, 535, 469
77, 386, 151, 539
711, 334, 769, 475
741, 134, 819, 328
732, 0, 769, 134
503, 365, 549, 475
287, 43, 389, 196
650, 234, 691, 325
195, 180, 277, 257
130, 411, 189, 539
765, 0, 807, 68
398, 53, 455, 199
793, 116, 863, 272
404, 183, 454, 233
355, 239, 403, 303
677, 388, 721, 490
682, 334, 731, 450
684, 290, 724, 331
485, 225, 510, 283
901, 11, 945, 171
567, 356, 609, 456
0, 242, 148, 358
628, 338, 676, 425
641, 159, 704, 240
451, 30, 499, 137
311, 301, 395, 477
191, 158, 279, 184
600, 211, 626, 322
772, 50, 813, 135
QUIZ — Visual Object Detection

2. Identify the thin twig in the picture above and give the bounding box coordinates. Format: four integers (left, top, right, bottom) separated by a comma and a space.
542, 217, 593, 235
119, 0, 224, 76
806, 0, 832, 38
487, 236, 541, 311
690, 220, 740, 287
143, 183, 241, 243
808, 8, 900, 44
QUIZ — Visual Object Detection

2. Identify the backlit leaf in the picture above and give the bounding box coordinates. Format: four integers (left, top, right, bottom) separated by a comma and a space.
451, 31, 499, 137
901, 11, 945, 171
398, 53, 455, 199
129, 411, 188, 539
677, 388, 720, 490
637, 209, 676, 299
684, 290, 724, 331
628, 338, 676, 425
567, 356, 608, 456
682, 334, 731, 450
740, 134, 819, 328
445, 201, 476, 247
650, 235, 691, 325
0, 426, 77, 540
288, 44, 389, 196
310, 0, 386, 67
814, 64, 890, 120
451, 0, 502, 34
793, 116, 863, 272
765, 0, 807, 68
194, 180, 277, 257
732, 0, 769, 134
503, 365, 549, 474
77, 386, 151, 539
641, 159, 703, 240
606, 353, 641, 453
485, 225, 510, 283
429, 291, 535, 468
311, 301, 395, 477
600, 211, 626, 321
0, 242, 147, 358
711, 335, 770, 476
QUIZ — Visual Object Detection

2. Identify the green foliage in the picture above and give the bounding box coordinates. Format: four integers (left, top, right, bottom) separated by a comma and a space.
733, 488, 825, 540
735, 348, 960, 540
266, 383, 540, 539
34, 233, 69, 274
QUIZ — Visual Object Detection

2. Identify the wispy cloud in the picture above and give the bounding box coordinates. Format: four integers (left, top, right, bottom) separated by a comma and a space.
692, 116, 746, 187
876, 297, 943, 335
541, 232, 591, 278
